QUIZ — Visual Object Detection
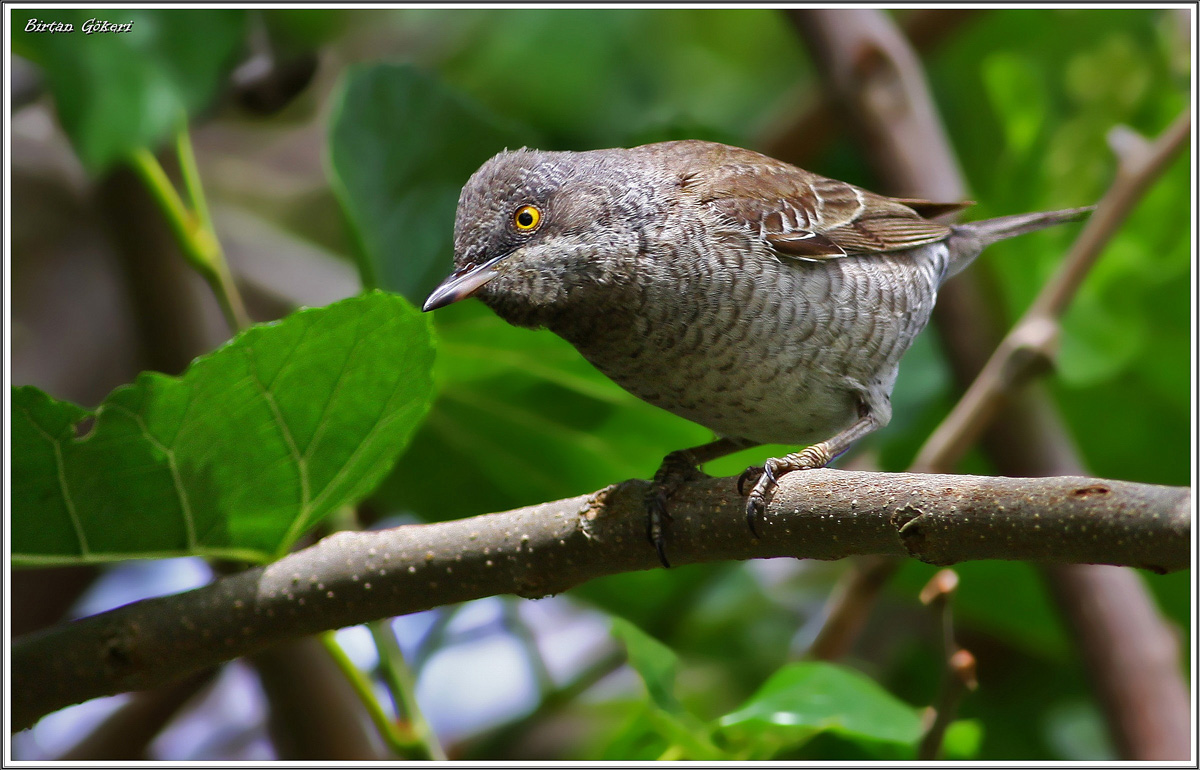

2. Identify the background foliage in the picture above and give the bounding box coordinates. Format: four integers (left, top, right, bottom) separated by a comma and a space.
9, 7, 1190, 761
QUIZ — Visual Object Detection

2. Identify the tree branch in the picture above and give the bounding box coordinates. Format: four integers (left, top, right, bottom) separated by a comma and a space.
12, 469, 1189, 731
913, 110, 1192, 472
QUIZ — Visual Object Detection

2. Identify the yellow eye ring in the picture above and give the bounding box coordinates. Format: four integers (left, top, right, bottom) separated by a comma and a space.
514, 204, 541, 231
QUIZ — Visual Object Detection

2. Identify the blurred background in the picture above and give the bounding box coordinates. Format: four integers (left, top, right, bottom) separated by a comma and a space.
9, 7, 1192, 761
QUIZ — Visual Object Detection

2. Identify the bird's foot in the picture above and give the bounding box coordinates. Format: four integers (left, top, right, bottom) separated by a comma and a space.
739, 444, 832, 537
646, 449, 711, 568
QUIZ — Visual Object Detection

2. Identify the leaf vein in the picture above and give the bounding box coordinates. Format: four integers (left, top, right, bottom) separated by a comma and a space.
19, 406, 89, 556
105, 403, 198, 550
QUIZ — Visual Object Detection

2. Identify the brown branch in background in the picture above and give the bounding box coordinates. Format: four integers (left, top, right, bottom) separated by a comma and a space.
10, 469, 1189, 732
759, 9, 982, 168
95, 165, 219, 376
10, 567, 98, 639
462, 647, 628, 759
250, 637, 386, 760
916, 570, 978, 760
786, 8, 968, 201
804, 556, 900, 662
76, 159, 381, 762
782, 9, 1191, 760
57, 668, 218, 760
912, 111, 1192, 472
1044, 564, 1189, 761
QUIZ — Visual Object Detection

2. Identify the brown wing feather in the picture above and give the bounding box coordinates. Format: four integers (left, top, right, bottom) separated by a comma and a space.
669, 141, 967, 260
891, 198, 975, 219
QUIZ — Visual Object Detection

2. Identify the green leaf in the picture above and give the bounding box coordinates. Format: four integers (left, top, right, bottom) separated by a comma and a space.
327, 62, 529, 300
942, 719, 984, 760
429, 9, 806, 148
12, 9, 246, 172
610, 617, 725, 760
611, 617, 684, 715
981, 52, 1048, 158
12, 291, 434, 566
718, 661, 924, 757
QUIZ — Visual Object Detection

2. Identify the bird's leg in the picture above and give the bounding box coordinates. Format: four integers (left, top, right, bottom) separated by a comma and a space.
648, 436, 755, 568
739, 406, 883, 536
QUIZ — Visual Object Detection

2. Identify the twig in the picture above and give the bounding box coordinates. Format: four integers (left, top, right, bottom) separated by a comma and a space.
11, 469, 1189, 731
411, 606, 462, 671
782, 7, 973, 666
916, 570, 977, 760
253, 636, 388, 760
788, 8, 1190, 761
501, 598, 555, 697
784, 12, 1190, 760
919, 649, 977, 760
913, 110, 1192, 472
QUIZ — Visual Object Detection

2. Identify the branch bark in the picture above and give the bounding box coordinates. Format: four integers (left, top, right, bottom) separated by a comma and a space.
12, 469, 1189, 731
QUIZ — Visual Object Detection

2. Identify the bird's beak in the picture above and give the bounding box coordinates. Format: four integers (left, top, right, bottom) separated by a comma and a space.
422, 251, 512, 312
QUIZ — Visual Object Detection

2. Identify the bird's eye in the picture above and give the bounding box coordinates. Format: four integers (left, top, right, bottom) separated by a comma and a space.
513, 204, 541, 231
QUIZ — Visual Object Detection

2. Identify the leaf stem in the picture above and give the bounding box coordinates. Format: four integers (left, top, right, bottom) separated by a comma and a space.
368, 619, 448, 761
127, 143, 250, 333
175, 127, 215, 234
318, 631, 423, 759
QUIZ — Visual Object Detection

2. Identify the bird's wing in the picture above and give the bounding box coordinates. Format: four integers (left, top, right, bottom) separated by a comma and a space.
690, 150, 968, 260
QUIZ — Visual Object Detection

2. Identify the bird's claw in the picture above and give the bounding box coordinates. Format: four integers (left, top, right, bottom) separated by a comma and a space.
739, 446, 834, 537
646, 490, 672, 569
736, 465, 764, 496
741, 460, 781, 537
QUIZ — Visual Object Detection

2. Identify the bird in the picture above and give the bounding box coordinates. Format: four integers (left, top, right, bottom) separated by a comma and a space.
422, 139, 1092, 567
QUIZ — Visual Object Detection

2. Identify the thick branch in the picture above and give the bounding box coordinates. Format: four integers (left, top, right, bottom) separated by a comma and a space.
12, 470, 1189, 731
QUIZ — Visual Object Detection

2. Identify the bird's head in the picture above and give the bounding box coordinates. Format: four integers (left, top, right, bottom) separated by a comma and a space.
423, 148, 652, 326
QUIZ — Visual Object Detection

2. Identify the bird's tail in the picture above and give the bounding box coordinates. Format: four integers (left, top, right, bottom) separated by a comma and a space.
943, 205, 1095, 279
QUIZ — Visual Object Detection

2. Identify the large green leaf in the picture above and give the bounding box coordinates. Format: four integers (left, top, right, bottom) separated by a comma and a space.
425, 9, 806, 148
12, 9, 246, 172
327, 62, 529, 300
718, 661, 924, 758
12, 291, 434, 566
